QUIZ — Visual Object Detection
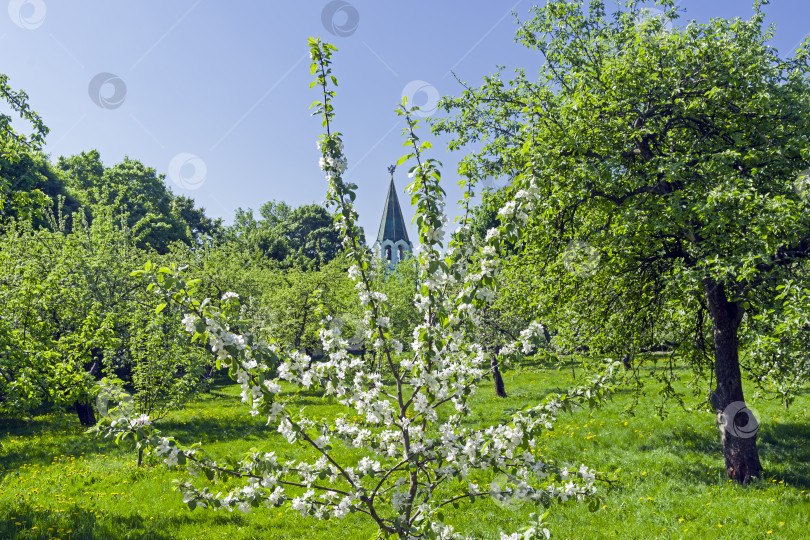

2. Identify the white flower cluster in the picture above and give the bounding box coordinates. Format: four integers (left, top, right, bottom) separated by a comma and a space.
318, 154, 348, 178
131, 414, 151, 428
357, 289, 386, 306
500, 321, 547, 358
181, 313, 247, 360
155, 437, 182, 466
318, 138, 348, 181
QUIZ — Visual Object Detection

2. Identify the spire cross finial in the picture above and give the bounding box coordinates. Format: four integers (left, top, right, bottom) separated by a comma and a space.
387, 164, 396, 177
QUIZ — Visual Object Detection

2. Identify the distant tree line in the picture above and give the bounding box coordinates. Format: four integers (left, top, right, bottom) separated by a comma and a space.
0, 73, 397, 426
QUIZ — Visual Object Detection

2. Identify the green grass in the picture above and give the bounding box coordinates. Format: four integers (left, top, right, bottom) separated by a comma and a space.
1, 363, 808, 539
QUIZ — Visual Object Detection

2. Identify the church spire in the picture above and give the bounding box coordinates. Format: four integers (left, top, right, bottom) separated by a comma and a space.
373, 165, 412, 267
376, 166, 410, 245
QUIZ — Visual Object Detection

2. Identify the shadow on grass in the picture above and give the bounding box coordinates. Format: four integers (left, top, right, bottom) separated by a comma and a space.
155, 416, 279, 444
0, 416, 118, 478
651, 425, 719, 455
0, 502, 175, 540
757, 422, 810, 488
0, 410, 79, 437
648, 420, 810, 488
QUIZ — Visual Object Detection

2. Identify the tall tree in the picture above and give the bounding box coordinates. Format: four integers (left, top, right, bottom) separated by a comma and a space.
229, 201, 345, 268
58, 152, 218, 252
436, 0, 810, 483
171, 195, 223, 246
276, 203, 343, 267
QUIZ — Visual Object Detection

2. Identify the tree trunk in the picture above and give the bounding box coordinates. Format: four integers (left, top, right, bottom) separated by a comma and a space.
294, 300, 309, 351
704, 280, 763, 484
542, 325, 551, 345
491, 351, 507, 398
74, 400, 96, 427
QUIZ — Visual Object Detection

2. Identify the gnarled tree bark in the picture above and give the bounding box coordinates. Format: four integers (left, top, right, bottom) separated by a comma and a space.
704, 280, 763, 484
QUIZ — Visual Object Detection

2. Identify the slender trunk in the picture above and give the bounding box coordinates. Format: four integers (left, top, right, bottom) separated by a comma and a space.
404, 470, 419, 529
74, 400, 96, 427
704, 280, 763, 484
491, 351, 507, 398
622, 353, 632, 370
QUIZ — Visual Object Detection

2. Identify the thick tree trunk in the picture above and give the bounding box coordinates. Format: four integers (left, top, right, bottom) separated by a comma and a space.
704, 281, 763, 484
74, 400, 96, 427
491, 351, 507, 398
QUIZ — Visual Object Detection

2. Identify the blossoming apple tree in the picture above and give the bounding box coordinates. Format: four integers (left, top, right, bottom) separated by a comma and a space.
97, 39, 619, 539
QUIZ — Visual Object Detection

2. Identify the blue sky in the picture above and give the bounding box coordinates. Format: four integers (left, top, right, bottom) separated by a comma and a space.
2, 0, 809, 238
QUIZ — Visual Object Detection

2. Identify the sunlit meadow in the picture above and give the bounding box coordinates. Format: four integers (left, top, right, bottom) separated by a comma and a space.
2, 358, 807, 539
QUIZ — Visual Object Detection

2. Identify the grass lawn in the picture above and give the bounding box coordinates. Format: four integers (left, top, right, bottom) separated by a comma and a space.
1, 360, 808, 539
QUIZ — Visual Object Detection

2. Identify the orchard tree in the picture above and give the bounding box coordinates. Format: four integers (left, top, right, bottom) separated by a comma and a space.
436, 0, 810, 483
0, 73, 48, 157
0, 204, 211, 426
259, 258, 356, 354
370, 255, 420, 352
0, 208, 140, 424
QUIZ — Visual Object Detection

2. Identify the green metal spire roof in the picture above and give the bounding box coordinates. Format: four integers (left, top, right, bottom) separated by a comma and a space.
376, 175, 410, 245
